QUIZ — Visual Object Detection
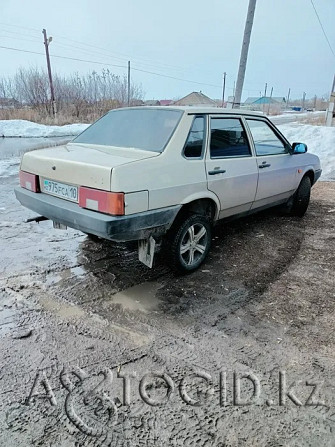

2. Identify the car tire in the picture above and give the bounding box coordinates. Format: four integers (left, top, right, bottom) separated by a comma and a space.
166, 214, 212, 274
289, 175, 311, 217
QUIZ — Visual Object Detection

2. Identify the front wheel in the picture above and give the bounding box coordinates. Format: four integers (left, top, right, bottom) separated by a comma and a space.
166, 214, 212, 273
289, 175, 311, 217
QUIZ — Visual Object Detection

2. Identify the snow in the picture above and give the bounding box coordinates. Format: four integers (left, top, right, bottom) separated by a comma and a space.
271, 111, 325, 125
0, 120, 89, 138
0, 157, 20, 178
277, 123, 335, 180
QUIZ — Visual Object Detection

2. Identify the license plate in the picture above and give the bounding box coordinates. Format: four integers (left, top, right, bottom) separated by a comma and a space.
43, 179, 78, 202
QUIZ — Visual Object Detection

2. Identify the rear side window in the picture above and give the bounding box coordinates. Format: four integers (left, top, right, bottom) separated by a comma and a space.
210, 118, 251, 158
184, 116, 205, 158
246, 119, 287, 156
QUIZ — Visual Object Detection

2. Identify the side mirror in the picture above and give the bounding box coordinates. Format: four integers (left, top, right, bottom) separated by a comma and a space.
292, 142, 307, 154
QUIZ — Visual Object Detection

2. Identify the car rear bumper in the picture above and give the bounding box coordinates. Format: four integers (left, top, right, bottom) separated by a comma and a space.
14, 187, 181, 241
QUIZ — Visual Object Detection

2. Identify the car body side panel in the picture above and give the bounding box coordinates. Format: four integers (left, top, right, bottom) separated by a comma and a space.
251, 153, 298, 208
252, 153, 321, 209
112, 154, 209, 211
206, 158, 259, 218
124, 190, 149, 215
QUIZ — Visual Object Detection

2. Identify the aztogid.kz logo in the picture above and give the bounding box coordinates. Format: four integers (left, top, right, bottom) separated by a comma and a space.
26, 366, 326, 437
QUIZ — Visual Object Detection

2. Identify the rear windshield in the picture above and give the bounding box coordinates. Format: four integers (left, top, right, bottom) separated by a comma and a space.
73, 108, 183, 152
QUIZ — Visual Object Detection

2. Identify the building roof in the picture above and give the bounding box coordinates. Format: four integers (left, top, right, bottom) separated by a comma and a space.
173, 91, 218, 107
244, 97, 259, 104
144, 99, 160, 106
159, 99, 174, 106
244, 96, 286, 105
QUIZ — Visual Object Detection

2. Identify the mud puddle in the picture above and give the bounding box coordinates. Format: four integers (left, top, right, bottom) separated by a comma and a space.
111, 281, 162, 313
44, 265, 86, 286
39, 296, 86, 319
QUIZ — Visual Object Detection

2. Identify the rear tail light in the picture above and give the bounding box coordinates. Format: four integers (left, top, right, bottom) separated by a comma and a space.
19, 171, 40, 193
79, 187, 124, 216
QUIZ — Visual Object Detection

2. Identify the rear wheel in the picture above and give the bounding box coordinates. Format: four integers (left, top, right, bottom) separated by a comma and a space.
166, 214, 212, 273
289, 175, 311, 217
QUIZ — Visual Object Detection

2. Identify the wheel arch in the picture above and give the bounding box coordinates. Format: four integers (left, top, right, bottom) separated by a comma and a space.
303, 169, 315, 185
174, 195, 220, 225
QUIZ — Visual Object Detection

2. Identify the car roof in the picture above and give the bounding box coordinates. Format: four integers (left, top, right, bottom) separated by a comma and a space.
110, 106, 266, 117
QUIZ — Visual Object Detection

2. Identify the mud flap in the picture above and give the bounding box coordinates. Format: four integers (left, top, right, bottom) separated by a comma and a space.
138, 236, 156, 268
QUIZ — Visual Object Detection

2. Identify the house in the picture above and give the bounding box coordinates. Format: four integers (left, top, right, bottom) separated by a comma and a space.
173, 91, 218, 107
130, 99, 145, 107
144, 100, 161, 106
159, 99, 174, 106
244, 96, 286, 109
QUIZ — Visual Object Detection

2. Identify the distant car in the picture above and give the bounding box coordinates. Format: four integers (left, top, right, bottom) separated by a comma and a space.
15, 107, 322, 273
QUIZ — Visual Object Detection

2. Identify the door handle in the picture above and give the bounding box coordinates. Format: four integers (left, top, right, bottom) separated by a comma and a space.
259, 163, 271, 169
208, 169, 226, 175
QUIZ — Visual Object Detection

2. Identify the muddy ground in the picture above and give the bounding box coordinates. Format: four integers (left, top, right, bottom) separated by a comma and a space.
0, 176, 334, 446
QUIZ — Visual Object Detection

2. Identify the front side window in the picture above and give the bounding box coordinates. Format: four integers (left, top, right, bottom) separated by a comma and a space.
210, 118, 251, 158
73, 108, 183, 152
246, 119, 287, 156
184, 116, 205, 158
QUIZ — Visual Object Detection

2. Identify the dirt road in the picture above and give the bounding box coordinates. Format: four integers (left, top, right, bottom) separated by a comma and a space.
0, 178, 334, 446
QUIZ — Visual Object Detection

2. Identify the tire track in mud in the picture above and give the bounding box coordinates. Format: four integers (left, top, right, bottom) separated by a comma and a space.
2, 190, 335, 445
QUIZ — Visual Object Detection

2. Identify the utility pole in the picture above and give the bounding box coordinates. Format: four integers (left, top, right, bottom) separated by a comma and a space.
313, 94, 317, 110
233, 0, 257, 108
264, 82, 267, 98
267, 86, 273, 115
287, 88, 291, 109
221, 72, 226, 107
127, 61, 130, 107
302, 91, 306, 110
42, 28, 56, 117
326, 73, 335, 126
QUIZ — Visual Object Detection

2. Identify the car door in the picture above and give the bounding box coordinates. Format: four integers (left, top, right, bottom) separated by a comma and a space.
205, 115, 259, 219
244, 118, 298, 209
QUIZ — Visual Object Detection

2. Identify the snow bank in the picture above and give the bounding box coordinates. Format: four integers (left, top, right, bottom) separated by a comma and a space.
0, 120, 89, 138
0, 157, 20, 178
278, 123, 335, 180
271, 111, 325, 125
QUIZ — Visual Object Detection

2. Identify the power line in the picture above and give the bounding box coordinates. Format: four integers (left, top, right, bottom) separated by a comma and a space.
0, 22, 40, 33
52, 40, 184, 74
0, 34, 42, 45
0, 22, 186, 73
0, 24, 191, 75
310, 0, 335, 59
131, 67, 221, 88
0, 45, 126, 69
54, 35, 186, 72
0, 44, 222, 88
0, 28, 41, 41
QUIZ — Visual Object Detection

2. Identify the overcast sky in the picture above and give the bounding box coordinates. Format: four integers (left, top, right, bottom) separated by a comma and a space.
1, 0, 334, 101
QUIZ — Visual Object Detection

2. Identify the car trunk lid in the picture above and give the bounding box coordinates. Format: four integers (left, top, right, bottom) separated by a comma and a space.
21, 142, 159, 191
